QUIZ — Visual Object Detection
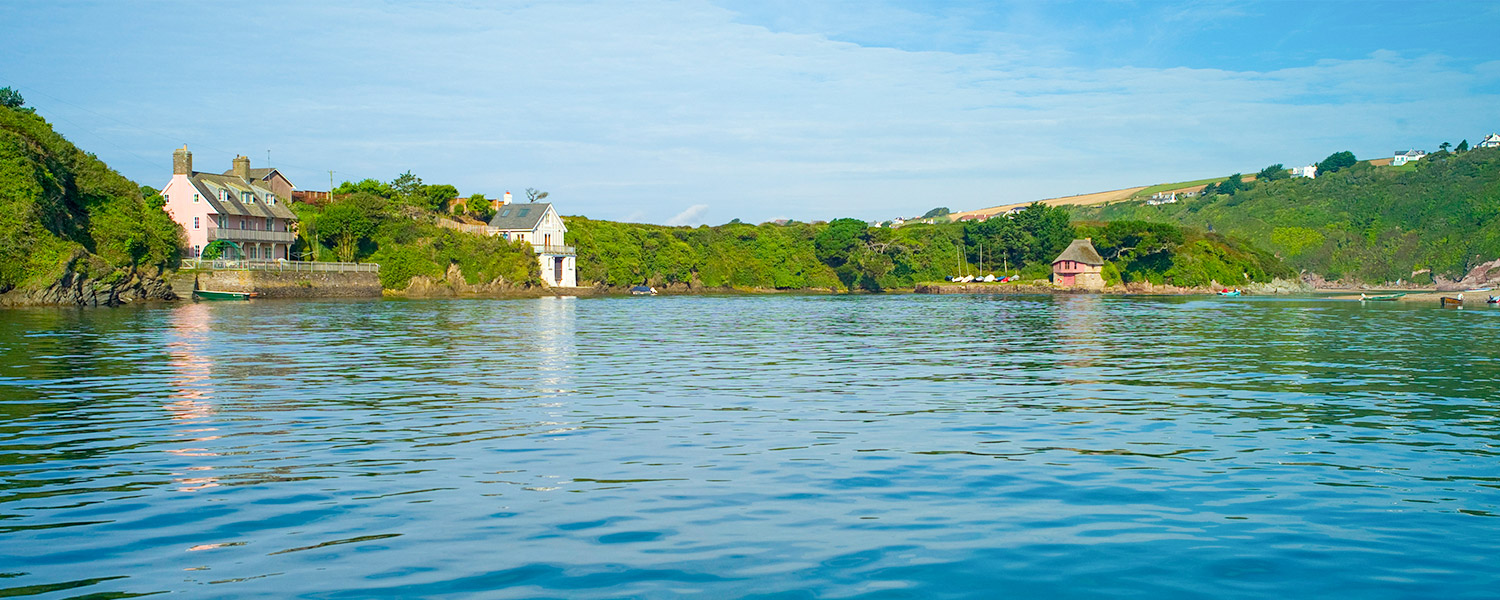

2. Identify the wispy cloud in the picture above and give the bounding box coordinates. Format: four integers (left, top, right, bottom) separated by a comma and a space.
665, 204, 711, 226
2, 1, 1497, 225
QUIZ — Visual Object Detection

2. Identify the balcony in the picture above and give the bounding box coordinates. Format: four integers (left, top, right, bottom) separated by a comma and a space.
209, 227, 297, 244
532, 244, 576, 256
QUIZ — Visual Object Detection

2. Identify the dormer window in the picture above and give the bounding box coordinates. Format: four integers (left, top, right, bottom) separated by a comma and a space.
220, 189, 229, 202
268, 194, 277, 205
242, 191, 254, 204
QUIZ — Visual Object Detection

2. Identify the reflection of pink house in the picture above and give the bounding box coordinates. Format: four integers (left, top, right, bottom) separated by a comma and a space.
1052, 238, 1106, 289
160, 146, 299, 259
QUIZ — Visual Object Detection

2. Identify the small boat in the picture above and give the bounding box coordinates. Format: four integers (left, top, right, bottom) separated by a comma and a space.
1440, 294, 1463, 307
1488, 296, 1499, 305
1360, 292, 1406, 301
1465, 287, 1492, 293
629, 285, 658, 296
1217, 289, 1241, 297
194, 290, 256, 301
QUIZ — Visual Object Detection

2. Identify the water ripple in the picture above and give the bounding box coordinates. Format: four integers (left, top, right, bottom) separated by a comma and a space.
0, 296, 1498, 598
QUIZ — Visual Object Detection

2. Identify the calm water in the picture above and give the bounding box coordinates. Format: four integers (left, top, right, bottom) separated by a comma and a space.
1, 295, 1498, 598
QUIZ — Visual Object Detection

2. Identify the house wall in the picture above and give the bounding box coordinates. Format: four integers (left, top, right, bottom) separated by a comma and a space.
1053, 263, 1105, 290
161, 174, 214, 257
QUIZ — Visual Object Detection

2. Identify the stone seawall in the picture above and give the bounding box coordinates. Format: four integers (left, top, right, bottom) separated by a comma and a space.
178, 270, 382, 298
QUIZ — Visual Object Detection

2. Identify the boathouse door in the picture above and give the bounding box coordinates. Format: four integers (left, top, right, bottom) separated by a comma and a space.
554, 256, 564, 284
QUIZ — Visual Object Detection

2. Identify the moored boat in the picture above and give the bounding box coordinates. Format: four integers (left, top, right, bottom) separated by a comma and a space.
1360, 292, 1406, 301
1217, 289, 1241, 297
1440, 294, 1463, 307
194, 290, 256, 301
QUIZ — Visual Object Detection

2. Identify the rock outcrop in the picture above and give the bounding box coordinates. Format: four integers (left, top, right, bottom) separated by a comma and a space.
0, 259, 176, 307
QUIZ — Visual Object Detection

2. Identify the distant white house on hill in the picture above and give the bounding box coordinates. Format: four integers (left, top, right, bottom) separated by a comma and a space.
486, 202, 577, 287
1392, 150, 1427, 166
1480, 134, 1500, 149
1291, 164, 1318, 178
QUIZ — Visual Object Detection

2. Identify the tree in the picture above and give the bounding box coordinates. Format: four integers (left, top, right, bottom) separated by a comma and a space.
0, 87, 24, 109
1257, 164, 1289, 182
466, 193, 494, 220
1316, 151, 1357, 174
814, 218, 868, 268
922, 207, 951, 219
1217, 173, 1246, 195
332, 178, 394, 199
423, 184, 458, 212
1200, 182, 1218, 196
1457, 139, 1470, 153
390, 171, 424, 199
318, 200, 377, 262
526, 188, 549, 203
1440, 142, 1452, 152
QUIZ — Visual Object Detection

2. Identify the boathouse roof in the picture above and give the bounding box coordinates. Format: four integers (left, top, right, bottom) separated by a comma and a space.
1052, 238, 1105, 266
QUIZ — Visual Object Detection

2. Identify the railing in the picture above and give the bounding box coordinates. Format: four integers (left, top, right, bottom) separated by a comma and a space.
533, 244, 576, 256
208, 228, 297, 243
181, 259, 379, 273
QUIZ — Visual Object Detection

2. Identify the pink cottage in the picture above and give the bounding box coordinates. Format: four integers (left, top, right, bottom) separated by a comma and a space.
161, 146, 299, 260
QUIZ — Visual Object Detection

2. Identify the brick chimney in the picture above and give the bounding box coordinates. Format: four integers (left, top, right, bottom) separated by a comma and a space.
172, 145, 192, 175
233, 155, 250, 180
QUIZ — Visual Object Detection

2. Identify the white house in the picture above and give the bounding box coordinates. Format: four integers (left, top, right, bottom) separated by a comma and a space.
1392, 150, 1427, 166
1291, 164, 1318, 178
487, 202, 577, 287
1480, 134, 1500, 149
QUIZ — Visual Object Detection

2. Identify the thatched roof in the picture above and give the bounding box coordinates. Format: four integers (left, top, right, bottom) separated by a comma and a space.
1052, 239, 1105, 266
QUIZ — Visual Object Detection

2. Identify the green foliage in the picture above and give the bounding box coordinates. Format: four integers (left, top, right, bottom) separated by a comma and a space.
0, 87, 32, 114
423, 184, 458, 212
1317, 151, 1357, 174
1075, 220, 1285, 287
0, 103, 180, 293
1257, 164, 1290, 182
814, 218, 867, 267
563, 201, 1206, 292
294, 179, 539, 289
1457, 139, 1470, 153
317, 195, 379, 262
332, 178, 394, 199
466, 193, 495, 221
1216, 173, 1247, 195
1071, 146, 1500, 282
922, 207, 951, 219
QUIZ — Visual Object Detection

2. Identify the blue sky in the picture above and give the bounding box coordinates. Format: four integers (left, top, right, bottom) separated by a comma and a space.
3, 1, 1498, 225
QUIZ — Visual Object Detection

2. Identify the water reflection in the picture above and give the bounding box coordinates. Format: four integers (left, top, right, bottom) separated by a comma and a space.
164, 303, 220, 492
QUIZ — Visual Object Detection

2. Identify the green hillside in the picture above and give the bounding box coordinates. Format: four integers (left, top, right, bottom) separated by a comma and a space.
1070, 147, 1500, 283
567, 203, 1289, 291
0, 95, 181, 295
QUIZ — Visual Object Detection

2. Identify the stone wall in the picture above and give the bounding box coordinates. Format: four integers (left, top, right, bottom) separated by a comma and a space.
179, 270, 381, 298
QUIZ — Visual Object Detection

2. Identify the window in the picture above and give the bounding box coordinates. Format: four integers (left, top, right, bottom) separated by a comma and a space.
239, 219, 245, 230
218, 215, 226, 228
193, 217, 200, 229
193, 193, 200, 203
242, 191, 254, 204
220, 189, 229, 201
499, 208, 511, 217
192, 245, 200, 257
268, 194, 277, 205
517, 208, 530, 218
267, 218, 273, 231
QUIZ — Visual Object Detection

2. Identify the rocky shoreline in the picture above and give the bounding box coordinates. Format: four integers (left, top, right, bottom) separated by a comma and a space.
0, 267, 176, 307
